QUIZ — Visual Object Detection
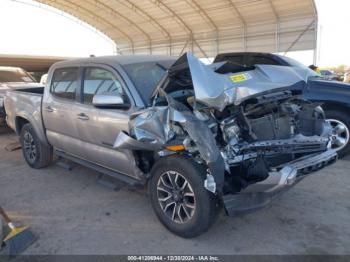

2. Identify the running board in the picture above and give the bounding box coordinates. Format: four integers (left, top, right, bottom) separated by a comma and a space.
54, 150, 145, 187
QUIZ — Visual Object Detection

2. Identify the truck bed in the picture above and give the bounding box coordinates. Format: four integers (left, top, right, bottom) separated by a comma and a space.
10, 86, 44, 94
4, 88, 46, 142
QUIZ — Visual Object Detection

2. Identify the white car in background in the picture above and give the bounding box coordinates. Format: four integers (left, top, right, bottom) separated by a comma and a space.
40, 73, 48, 85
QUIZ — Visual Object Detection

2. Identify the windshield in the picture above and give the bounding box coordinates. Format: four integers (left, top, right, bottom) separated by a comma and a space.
123, 60, 175, 104
0, 68, 35, 83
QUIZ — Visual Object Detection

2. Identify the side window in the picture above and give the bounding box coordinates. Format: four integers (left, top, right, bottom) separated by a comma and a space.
83, 67, 126, 104
51, 68, 78, 100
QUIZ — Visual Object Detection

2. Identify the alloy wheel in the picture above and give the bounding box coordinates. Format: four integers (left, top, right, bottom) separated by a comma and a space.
23, 131, 37, 164
327, 119, 350, 151
157, 171, 196, 224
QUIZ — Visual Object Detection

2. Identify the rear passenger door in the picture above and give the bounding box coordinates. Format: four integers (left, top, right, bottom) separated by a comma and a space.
43, 67, 85, 158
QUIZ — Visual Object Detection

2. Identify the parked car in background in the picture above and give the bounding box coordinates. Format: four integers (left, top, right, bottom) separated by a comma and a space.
40, 73, 48, 85
4, 54, 337, 237
0, 66, 42, 130
214, 52, 350, 157
319, 69, 341, 81
343, 71, 350, 83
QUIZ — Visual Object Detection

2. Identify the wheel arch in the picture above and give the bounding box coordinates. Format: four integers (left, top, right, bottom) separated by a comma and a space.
321, 101, 350, 116
135, 150, 199, 178
133, 150, 183, 176
14, 112, 48, 145
15, 116, 30, 135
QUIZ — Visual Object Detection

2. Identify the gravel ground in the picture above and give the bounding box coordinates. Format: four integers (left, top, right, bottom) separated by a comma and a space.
0, 132, 349, 255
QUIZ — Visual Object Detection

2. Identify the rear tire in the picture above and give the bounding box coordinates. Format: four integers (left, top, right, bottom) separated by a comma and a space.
325, 110, 350, 157
20, 123, 52, 168
149, 155, 219, 238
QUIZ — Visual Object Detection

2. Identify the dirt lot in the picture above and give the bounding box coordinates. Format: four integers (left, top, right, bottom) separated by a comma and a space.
0, 131, 349, 255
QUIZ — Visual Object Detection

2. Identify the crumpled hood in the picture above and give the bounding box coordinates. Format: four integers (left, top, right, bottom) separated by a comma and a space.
158, 53, 307, 111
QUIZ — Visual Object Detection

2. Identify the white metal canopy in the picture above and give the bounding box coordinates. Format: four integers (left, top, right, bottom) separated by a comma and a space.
35, 0, 318, 58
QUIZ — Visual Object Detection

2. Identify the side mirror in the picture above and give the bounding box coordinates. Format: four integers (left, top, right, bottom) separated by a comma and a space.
92, 93, 129, 109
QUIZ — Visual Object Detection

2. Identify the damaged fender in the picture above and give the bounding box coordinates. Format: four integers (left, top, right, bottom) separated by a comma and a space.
113, 90, 225, 194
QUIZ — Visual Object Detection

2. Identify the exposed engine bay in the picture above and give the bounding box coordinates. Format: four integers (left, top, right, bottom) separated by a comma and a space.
114, 53, 336, 196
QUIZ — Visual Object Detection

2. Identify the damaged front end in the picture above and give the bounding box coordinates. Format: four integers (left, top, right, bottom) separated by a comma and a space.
114, 53, 337, 214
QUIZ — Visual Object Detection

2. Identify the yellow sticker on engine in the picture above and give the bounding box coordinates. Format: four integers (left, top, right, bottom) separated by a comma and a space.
230, 73, 250, 83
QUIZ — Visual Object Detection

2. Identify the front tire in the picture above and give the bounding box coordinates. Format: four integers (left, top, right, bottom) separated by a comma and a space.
149, 155, 218, 238
325, 110, 350, 157
20, 123, 52, 168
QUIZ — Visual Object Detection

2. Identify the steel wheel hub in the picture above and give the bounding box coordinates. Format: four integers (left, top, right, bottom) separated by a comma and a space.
157, 171, 196, 224
327, 119, 350, 151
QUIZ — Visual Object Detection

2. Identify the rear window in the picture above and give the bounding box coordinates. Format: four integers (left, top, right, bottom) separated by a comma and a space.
0, 68, 35, 83
51, 68, 78, 100
249, 56, 280, 66
216, 55, 244, 65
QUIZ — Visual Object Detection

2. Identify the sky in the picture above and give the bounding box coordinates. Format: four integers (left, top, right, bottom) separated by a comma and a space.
0, 0, 349, 67
287, 0, 350, 67
0, 0, 116, 57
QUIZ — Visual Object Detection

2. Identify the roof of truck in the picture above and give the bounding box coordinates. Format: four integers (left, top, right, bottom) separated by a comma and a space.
53, 55, 177, 68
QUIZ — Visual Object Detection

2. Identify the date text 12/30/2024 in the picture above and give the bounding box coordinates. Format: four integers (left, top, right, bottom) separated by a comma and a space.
128, 256, 220, 261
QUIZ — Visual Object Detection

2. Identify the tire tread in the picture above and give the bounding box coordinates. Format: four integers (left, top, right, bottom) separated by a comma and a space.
20, 123, 52, 168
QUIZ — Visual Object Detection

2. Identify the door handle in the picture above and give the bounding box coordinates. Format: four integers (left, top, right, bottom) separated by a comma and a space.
44, 106, 54, 112
77, 113, 89, 121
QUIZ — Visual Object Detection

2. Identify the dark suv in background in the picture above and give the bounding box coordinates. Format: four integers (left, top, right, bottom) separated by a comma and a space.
214, 52, 350, 157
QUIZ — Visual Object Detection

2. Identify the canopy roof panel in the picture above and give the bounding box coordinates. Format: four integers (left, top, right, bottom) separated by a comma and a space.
36, 0, 317, 57
0, 54, 68, 72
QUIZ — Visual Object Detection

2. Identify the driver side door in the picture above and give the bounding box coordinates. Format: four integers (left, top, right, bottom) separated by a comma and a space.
75, 65, 139, 178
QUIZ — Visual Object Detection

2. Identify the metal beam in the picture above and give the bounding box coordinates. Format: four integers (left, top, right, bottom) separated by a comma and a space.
189, 0, 218, 31
41, 0, 135, 53
311, 0, 319, 64
120, 0, 172, 54
152, 0, 193, 53
267, 0, 279, 20
188, 0, 219, 54
152, 0, 192, 34
267, 0, 280, 52
226, 0, 247, 51
284, 19, 316, 55
121, 0, 171, 40
179, 40, 190, 56
194, 40, 211, 62
91, 0, 152, 53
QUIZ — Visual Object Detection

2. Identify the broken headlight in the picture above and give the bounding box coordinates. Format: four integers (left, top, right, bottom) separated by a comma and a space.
221, 116, 240, 144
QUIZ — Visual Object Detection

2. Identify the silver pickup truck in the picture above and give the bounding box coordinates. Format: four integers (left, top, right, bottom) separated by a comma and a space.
4, 53, 337, 238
